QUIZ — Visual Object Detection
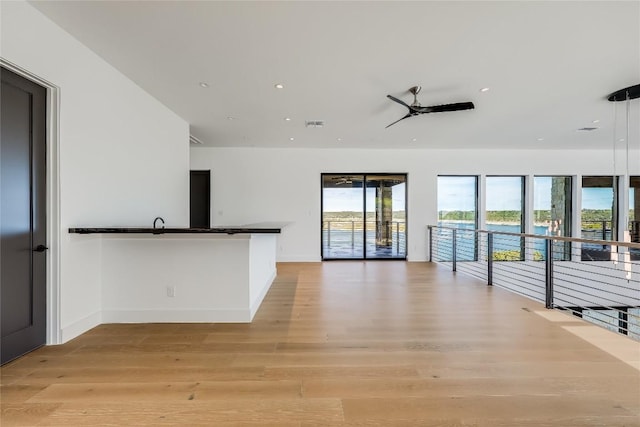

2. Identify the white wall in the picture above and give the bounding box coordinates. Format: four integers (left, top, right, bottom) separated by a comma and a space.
1, 1, 190, 342
190, 147, 640, 262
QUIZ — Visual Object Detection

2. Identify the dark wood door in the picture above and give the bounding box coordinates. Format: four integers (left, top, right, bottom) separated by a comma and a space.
1, 67, 47, 364
190, 170, 210, 228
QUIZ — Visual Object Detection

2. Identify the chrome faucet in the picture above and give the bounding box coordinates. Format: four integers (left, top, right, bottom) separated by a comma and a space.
153, 217, 165, 229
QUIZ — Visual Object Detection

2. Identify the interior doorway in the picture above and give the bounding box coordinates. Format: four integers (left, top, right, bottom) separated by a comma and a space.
321, 173, 407, 260
1, 67, 48, 364
190, 170, 211, 228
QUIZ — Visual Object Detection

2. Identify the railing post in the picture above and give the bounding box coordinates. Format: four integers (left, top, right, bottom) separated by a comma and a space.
396, 222, 400, 254
351, 221, 354, 248
452, 228, 457, 272
487, 232, 493, 286
545, 239, 554, 309
327, 221, 331, 248
428, 226, 433, 262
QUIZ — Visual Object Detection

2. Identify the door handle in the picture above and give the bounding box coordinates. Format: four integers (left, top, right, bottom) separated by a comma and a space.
33, 245, 48, 252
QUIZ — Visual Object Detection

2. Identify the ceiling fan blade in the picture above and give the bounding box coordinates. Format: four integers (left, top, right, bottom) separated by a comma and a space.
422, 102, 475, 113
387, 95, 411, 109
385, 113, 412, 128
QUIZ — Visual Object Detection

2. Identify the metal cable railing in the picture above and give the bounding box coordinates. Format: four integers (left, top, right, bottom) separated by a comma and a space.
323, 220, 406, 254
428, 225, 640, 340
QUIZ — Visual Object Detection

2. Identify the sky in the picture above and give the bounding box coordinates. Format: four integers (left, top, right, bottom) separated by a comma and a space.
323, 183, 405, 212
323, 177, 628, 213
438, 176, 622, 211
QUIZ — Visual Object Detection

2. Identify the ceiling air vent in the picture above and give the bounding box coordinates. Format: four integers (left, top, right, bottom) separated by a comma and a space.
189, 135, 204, 144
576, 127, 598, 132
305, 120, 325, 128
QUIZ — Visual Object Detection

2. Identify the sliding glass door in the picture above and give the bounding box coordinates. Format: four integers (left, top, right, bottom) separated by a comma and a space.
322, 174, 407, 260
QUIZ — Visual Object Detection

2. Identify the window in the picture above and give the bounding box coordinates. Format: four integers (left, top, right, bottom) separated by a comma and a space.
630, 176, 639, 242
630, 176, 640, 260
437, 176, 478, 261
486, 176, 525, 260
534, 176, 572, 260
581, 176, 617, 261
437, 176, 478, 228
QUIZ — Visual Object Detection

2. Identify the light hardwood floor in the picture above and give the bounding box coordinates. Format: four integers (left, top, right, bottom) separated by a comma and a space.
1, 262, 639, 426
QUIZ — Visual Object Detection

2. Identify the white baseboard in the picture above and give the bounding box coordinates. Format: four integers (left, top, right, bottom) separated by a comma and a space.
60, 311, 102, 343
101, 308, 251, 323
277, 254, 321, 262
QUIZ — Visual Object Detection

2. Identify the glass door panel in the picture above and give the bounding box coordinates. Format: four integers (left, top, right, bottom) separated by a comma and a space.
365, 175, 407, 259
322, 175, 364, 259
322, 174, 407, 260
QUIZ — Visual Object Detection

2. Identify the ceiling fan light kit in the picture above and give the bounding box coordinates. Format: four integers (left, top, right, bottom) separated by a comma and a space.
386, 85, 475, 128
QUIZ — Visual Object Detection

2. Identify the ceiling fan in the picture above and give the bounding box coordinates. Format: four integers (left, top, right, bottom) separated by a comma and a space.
386, 86, 474, 128
332, 176, 353, 185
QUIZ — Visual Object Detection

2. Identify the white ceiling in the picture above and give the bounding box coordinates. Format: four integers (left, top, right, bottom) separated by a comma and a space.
29, 1, 640, 149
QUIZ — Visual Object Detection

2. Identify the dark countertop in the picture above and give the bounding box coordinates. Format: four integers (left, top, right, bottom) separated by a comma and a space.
69, 222, 290, 235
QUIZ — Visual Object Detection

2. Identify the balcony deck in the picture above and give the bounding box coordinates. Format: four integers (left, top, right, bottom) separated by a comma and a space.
1, 262, 638, 425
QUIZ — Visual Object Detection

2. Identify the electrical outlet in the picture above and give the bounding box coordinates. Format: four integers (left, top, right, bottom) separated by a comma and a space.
167, 286, 176, 297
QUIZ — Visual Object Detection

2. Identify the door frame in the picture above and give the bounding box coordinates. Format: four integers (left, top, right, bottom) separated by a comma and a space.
2, 59, 62, 345
320, 172, 408, 260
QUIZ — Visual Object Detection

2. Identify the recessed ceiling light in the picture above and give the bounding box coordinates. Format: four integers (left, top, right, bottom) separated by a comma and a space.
199, 82, 209, 88
275, 83, 284, 89
289, 137, 295, 141
537, 137, 544, 141
337, 138, 342, 142
592, 119, 600, 123
226, 116, 236, 120
284, 117, 291, 121
480, 87, 490, 92
412, 138, 417, 142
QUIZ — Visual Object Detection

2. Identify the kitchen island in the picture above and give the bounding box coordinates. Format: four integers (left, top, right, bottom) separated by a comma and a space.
69, 223, 289, 323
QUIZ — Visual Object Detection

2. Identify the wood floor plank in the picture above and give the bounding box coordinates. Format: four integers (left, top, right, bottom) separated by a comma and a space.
5, 366, 267, 385
301, 417, 640, 427
341, 396, 637, 422
45, 400, 343, 425
28, 380, 303, 402
1, 261, 638, 426
264, 366, 420, 380
0, 384, 49, 403
1, 403, 61, 426
302, 376, 640, 402
417, 360, 639, 379
5, 352, 236, 370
